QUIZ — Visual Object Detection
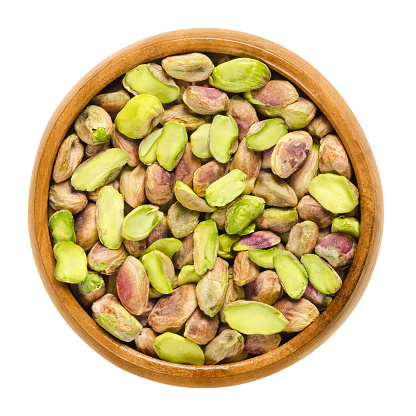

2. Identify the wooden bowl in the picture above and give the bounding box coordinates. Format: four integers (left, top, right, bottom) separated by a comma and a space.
28, 28, 383, 387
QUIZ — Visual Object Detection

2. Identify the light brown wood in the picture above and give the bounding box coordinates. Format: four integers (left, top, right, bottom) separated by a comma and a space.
28, 28, 383, 387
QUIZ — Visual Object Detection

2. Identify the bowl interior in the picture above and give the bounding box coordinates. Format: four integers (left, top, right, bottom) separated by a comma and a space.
29, 28, 383, 387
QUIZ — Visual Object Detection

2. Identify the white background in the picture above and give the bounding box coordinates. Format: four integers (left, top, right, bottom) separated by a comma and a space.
2, 0, 414, 414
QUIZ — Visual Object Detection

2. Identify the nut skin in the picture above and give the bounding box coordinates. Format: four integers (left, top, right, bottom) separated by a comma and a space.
226, 95, 259, 140
116, 256, 149, 315
229, 140, 261, 194
87, 241, 128, 275
123, 238, 147, 257
161, 104, 207, 131
317, 226, 331, 243
145, 162, 175, 205
244, 333, 281, 355
91, 89, 130, 115
135, 327, 158, 358
246, 80, 298, 110
74, 105, 113, 145
244, 270, 283, 305
119, 163, 146, 209
234, 231, 281, 251
167, 201, 200, 239
73, 202, 99, 251
297, 195, 336, 228
184, 308, 219, 345
287, 147, 319, 199
49, 180, 88, 214
261, 146, 274, 169
278, 97, 317, 130
85, 142, 111, 158
315, 232, 357, 268
255, 207, 298, 234
252, 171, 298, 207
302, 282, 326, 307
172, 232, 194, 269
135, 298, 157, 327
148, 284, 198, 333
204, 329, 245, 365
85, 180, 119, 202
183, 86, 230, 115
233, 251, 260, 286
174, 181, 215, 212
319, 134, 352, 180
273, 297, 319, 333
52, 134, 84, 183
307, 115, 333, 138
193, 219, 219, 276
161, 53, 215, 82
196, 257, 229, 317
91, 294, 142, 342
147, 212, 170, 246
193, 160, 229, 197
286, 221, 319, 258
174, 143, 201, 187
111, 127, 140, 167
271, 131, 313, 178
219, 278, 245, 323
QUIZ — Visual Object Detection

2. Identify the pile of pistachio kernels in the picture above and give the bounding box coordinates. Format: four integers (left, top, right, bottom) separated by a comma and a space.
48, 52, 361, 366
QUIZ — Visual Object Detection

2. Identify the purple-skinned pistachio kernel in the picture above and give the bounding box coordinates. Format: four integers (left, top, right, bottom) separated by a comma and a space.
315, 233, 357, 268
233, 231, 281, 251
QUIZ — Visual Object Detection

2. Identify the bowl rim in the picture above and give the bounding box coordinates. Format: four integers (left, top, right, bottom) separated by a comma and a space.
28, 28, 383, 388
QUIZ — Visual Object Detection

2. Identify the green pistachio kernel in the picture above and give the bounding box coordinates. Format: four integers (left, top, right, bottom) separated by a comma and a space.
190, 123, 212, 158
138, 128, 163, 165
301, 254, 342, 295
308, 173, 359, 214
53, 241, 88, 284
224, 300, 288, 335
246, 119, 288, 151
331, 216, 360, 239
156, 121, 188, 171
193, 219, 219, 275
141, 250, 175, 295
153, 332, 205, 366
121, 205, 161, 241
209, 58, 271, 93
209, 115, 239, 163
115, 94, 164, 139
205, 169, 247, 207
96, 186, 124, 250
273, 250, 308, 299
225, 195, 265, 235
141, 237, 183, 259
177, 265, 203, 286
71, 148, 128, 192
123, 63, 179, 103
174, 181, 215, 213
48, 210, 76, 245
248, 247, 279, 269
218, 234, 240, 260
81, 272, 105, 294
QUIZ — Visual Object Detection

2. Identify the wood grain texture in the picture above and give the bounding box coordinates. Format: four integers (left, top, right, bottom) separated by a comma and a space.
28, 28, 383, 388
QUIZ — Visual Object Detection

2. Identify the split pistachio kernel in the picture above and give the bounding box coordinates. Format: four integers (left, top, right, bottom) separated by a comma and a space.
174, 181, 215, 213
96, 186, 124, 249
331, 216, 360, 239
48, 210, 76, 245
71, 148, 128, 192
156, 121, 188, 171
141, 250, 175, 295
273, 250, 308, 299
308, 173, 359, 214
141, 237, 183, 259
53, 241, 88, 284
224, 300, 288, 335
246, 119, 288, 151
123, 63, 179, 103
190, 123, 212, 158
121, 205, 161, 241
205, 169, 247, 207
139, 128, 163, 165
153, 332, 205, 366
209, 114, 239, 163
